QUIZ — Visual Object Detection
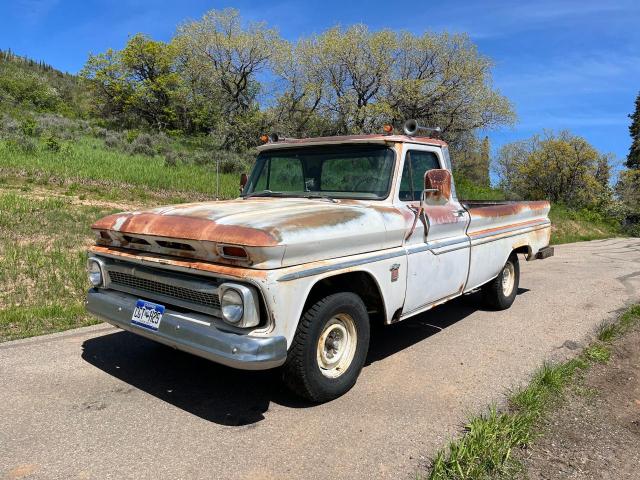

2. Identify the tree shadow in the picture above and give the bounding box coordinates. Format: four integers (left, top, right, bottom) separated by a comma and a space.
81, 288, 529, 426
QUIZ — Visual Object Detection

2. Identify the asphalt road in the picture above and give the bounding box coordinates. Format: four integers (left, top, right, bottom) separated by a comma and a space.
2, 238, 639, 480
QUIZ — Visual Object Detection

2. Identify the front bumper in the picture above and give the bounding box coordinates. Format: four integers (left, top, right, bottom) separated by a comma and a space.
86, 288, 287, 370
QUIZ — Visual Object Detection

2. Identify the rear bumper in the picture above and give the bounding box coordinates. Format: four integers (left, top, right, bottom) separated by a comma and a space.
86, 289, 287, 370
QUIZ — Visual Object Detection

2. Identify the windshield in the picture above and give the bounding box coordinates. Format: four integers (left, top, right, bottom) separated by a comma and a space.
242, 145, 395, 200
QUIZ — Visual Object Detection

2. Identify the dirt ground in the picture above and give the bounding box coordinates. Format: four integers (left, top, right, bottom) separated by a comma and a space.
520, 325, 640, 479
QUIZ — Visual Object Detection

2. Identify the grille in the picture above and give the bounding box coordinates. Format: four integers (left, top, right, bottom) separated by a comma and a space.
108, 270, 220, 309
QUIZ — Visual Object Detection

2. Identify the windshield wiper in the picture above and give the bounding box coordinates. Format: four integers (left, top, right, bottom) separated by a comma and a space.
303, 192, 338, 203
242, 189, 286, 199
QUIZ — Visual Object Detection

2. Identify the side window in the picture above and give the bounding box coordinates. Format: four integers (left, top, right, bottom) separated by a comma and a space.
258, 157, 305, 191
399, 151, 441, 201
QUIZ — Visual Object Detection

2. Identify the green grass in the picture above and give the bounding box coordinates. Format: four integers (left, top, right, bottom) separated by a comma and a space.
0, 135, 241, 200
0, 191, 118, 341
549, 204, 622, 245
583, 344, 611, 363
427, 304, 640, 480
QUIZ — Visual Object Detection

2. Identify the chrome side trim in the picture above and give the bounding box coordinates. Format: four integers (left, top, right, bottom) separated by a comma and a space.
406, 236, 470, 255
277, 249, 406, 282
470, 221, 551, 246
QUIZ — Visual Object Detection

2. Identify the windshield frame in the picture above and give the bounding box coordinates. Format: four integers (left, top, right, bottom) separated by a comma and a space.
241, 144, 397, 201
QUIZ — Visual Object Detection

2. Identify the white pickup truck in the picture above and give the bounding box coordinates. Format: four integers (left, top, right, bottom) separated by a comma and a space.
86, 122, 553, 402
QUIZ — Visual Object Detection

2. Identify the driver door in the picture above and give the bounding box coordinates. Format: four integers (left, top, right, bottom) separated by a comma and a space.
401, 149, 471, 316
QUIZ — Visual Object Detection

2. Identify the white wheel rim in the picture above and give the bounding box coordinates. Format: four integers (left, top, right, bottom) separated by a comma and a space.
502, 261, 516, 297
316, 314, 357, 379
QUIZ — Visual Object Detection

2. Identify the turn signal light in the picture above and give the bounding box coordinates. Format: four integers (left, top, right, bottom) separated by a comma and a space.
259, 134, 269, 144
221, 245, 248, 259
382, 124, 393, 134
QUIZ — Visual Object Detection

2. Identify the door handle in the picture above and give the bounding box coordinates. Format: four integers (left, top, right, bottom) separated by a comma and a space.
453, 209, 467, 217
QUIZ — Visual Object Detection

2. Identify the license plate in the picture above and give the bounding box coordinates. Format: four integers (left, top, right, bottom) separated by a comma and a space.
131, 300, 165, 331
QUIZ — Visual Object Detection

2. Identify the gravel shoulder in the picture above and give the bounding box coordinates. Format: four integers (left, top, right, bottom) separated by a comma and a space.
520, 325, 640, 479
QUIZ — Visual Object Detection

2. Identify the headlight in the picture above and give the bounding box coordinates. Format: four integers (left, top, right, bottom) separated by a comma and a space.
221, 289, 243, 324
87, 259, 103, 287
219, 283, 260, 328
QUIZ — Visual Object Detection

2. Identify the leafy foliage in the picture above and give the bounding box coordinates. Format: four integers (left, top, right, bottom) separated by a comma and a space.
496, 131, 613, 208
80, 9, 514, 150
626, 91, 640, 169
0, 49, 89, 116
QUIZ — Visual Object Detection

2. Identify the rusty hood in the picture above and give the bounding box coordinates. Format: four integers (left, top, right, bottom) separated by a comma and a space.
92, 198, 404, 268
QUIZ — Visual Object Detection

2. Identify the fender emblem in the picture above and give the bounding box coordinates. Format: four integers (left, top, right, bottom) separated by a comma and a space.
390, 263, 400, 282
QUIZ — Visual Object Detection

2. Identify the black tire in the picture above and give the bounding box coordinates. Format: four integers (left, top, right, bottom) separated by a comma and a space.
481, 253, 520, 310
283, 292, 370, 403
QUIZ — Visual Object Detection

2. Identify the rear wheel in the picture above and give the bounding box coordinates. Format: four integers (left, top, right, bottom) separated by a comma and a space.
482, 253, 520, 310
283, 292, 370, 402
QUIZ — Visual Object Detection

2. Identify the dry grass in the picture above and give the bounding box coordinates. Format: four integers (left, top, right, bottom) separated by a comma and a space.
0, 188, 131, 341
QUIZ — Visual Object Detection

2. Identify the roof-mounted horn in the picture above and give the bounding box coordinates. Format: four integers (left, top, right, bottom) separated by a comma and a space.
403, 119, 442, 137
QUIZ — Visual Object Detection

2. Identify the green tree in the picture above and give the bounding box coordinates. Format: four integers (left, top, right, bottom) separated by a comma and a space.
496, 131, 611, 207
82, 34, 182, 130
273, 27, 514, 143
627, 91, 640, 169
176, 8, 286, 148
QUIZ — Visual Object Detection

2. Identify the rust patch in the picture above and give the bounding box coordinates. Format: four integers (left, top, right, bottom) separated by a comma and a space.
424, 169, 452, 201
424, 205, 458, 225
89, 245, 268, 279
257, 134, 448, 151
469, 218, 547, 238
467, 201, 550, 219
92, 213, 281, 247
275, 209, 363, 229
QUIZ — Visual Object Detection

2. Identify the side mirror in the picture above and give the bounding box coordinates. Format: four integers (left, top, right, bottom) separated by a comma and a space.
239, 173, 248, 194
423, 169, 452, 202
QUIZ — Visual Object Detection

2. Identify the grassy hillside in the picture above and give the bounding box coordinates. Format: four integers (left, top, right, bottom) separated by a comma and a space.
549, 204, 622, 244
0, 50, 88, 117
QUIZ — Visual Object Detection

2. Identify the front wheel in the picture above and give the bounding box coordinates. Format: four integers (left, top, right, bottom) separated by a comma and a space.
481, 253, 520, 310
282, 292, 370, 402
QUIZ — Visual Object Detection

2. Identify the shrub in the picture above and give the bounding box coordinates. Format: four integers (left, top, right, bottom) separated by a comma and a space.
104, 131, 125, 150
128, 133, 155, 156
37, 114, 76, 133
6, 134, 38, 154
0, 115, 20, 136
125, 129, 141, 143
20, 118, 39, 137
164, 150, 180, 167
43, 134, 61, 152
91, 126, 108, 138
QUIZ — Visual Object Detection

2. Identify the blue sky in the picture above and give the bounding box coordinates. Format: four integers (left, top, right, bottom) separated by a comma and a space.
2, 0, 639, 172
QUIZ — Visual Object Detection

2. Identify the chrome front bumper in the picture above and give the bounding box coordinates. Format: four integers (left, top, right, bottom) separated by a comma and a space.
86, 289, 287, 370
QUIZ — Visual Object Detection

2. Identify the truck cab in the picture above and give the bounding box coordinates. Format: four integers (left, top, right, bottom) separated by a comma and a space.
86, 123, 553, 402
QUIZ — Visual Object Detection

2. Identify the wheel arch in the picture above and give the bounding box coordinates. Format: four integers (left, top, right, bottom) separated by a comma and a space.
512, 244, 532, 260
301, 270, 388, 328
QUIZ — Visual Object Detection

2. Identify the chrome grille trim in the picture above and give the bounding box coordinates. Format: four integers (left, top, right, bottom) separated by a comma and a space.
108, 271, 220, 308
101, 259, 221, 317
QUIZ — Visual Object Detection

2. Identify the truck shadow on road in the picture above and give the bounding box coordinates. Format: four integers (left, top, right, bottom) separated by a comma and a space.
81, 289, 528, 426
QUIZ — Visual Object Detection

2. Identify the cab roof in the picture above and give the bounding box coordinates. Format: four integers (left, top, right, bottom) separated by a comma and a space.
256, 134, 448, 151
